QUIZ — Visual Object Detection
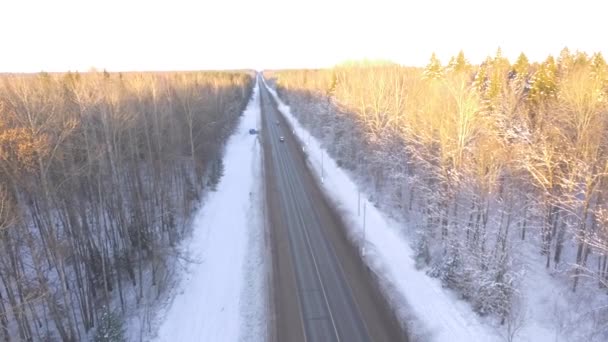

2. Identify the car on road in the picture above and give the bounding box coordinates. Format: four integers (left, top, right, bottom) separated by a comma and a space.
279, 136, 285, 142
276, 121, 280, 125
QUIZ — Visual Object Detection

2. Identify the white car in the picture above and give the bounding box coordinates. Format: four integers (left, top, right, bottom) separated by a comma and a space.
279, 136, 285, 142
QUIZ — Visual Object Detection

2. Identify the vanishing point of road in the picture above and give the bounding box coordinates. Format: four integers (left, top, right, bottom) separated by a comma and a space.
259, 76, 408, 342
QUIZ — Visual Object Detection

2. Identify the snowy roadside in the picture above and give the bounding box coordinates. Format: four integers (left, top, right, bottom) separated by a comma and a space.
262, 79, 502, 342
152, 80, 266, 342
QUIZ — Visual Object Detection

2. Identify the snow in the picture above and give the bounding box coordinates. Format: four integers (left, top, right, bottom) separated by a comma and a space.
511, 237, 605, 342
153, 80, 266, 342
262, 79, 503, 342
516, 245, 566, 341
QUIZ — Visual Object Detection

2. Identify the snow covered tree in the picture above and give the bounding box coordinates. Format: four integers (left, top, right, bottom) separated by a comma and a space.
270, 52, 608, 336
473, 58, 490, 94
557, 61, 608, 290
529, 55, 558, 105
94, 308, 125, 342
208, 157, 225, 191
512, 52, 530, 79
482, 48, 511, 110
473, 257, 516, 321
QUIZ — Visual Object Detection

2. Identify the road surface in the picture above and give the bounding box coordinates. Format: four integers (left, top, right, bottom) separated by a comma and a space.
259, 76, 407, 342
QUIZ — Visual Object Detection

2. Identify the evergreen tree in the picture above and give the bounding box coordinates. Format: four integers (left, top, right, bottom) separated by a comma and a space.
473, 58, 490, 94
529, 55, 558, 104
590, 52, 608, 100
512, 53, 530, 78
574, 50, 590, 68
423, 52, 444, 80
447, 50, 472, 75
590, 52, 607, 80
481, 50, 510, 109
492, 47, 510, 72
208, 158, 225, 191
509, 53, 531, 104
557, 47, 574, 77
94, 308, 125, 342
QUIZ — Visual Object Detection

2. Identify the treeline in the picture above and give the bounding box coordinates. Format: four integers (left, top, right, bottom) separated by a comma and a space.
0, 71, 253, 341
269, 49, 608, 331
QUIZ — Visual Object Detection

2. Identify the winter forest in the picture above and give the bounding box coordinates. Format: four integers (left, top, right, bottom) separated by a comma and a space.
0, 71, 253, 341
2, 46, 608, 341
268, 48, 608, 339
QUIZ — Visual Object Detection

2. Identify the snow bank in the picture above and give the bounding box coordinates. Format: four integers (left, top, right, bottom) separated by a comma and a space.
154, 80, 265, 342
263, 79, 502, 342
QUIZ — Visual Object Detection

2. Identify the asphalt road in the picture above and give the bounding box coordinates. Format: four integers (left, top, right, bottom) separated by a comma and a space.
259, 76, 407, 342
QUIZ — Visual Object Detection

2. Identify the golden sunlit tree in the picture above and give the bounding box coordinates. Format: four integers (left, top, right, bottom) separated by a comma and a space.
269, 49, 608, 328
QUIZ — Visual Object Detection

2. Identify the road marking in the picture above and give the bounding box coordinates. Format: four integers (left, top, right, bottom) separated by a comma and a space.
259, 85, 309, 342
265, 78, 374, 341
281, 147, 373, 340
267, 111, 341, 341
299, 213, 342, 342
262, 79, 341, 342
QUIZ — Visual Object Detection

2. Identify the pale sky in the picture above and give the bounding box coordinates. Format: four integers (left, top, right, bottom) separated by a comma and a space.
1, 0, 606, 72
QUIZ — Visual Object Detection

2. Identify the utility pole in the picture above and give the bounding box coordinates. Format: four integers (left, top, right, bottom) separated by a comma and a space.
362, 201, 367, 256
304, 133, 310, 153
321, 150, 324, 182
358, 190, 361, 217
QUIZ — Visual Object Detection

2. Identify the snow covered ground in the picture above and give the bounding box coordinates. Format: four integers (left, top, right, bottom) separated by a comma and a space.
153, 80, 266, 342
511, 237, 606, 342
262, 79, 504, 342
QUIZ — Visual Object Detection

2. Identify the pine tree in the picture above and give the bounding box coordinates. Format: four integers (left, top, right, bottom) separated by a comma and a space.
492, 47, 510, 72
481, 50, 510, 109
94, 308, 125, 342
423, 53, 444, 80
486, 56, 506, 104
208, 157, 225, 191
508, 53, 531, 108
473, 57, 491, 94
447, 50, 471, 75
512, 52, 530, 79
590, 52, 608, 102
557, 47, 574, 77
529, 55, 558, 104
574, 50, 590, 68
590, 52, 607, 81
